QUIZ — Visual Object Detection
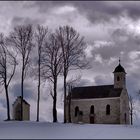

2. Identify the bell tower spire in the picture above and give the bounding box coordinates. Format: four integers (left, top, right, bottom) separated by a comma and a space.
119, 57, 120, 64
113, 59, 126, 89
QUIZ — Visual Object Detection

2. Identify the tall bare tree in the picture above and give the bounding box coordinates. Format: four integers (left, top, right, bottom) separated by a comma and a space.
0, 33, 17, 120
41, 33, 62, 122
35, 25, 48, 122
129, 95, 134, 125
56, 25, 88, 123
8, 24, 34, 121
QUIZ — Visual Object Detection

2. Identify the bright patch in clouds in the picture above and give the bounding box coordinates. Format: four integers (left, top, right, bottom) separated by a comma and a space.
129, 51, 140, 60
52, 5, 76, 15
95, 54, 103, 63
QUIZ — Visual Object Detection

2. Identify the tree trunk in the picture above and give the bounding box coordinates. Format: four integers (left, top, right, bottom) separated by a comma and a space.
37, 55, 41, 122
53, 78, 57, 122
37, 83, 40, 122
21, 67, 24, 121
64, 74, 67, 123
130, 103, 133, 125
68, 91, 71, 123
5, 85, 10, 120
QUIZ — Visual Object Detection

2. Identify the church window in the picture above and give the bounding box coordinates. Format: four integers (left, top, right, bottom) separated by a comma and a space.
124, 113, 127, 124
117, 76, 120, 81
106, 105, 110, 115
75, 106, 79, 117
90, 105, 94, 114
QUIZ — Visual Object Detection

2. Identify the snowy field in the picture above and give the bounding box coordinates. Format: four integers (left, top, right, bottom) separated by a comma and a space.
0, 122, 140, 139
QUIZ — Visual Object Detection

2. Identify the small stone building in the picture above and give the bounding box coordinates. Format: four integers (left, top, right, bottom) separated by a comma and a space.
12, 96, 30, 121
66, 61, 130, 124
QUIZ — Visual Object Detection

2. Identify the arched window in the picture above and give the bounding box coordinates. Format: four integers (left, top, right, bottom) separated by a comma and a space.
106, 105, 110, 115
124, 113, 127, 124
90, 105, 94, 114
117, 76, 120, 81
75, 106, 79, 117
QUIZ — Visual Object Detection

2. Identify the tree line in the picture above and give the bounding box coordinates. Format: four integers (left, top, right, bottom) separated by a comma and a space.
0, 24, 88, 122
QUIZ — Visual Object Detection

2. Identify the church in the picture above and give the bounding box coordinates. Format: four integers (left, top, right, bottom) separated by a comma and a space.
66, 61, 130, 124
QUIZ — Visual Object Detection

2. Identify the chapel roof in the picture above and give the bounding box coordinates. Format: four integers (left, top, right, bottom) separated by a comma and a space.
70, 85, 122, 99
13, 96, 30, 106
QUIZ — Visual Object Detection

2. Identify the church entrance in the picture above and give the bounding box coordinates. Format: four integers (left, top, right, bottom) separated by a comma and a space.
90, 116, 94, 124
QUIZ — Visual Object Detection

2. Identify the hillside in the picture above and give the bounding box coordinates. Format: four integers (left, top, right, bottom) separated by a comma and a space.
0, 121, 140, 139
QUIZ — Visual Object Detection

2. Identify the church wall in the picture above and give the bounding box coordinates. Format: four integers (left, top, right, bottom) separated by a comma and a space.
120, 89, 130, 124
70, 97, 120, 124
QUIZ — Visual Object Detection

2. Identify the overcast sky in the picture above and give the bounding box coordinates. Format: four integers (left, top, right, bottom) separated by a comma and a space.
0, 1, 140, 123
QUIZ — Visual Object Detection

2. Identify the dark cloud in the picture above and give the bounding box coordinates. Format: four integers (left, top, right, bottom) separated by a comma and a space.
90, 27, 140, 62
34, 1, 140, 23
11, 17, 45, 28
94, 75, 112, 86
77, 78, 92, 87
10, 83, 34, 100
0, 99, 7, 108
73, 1, 140, 22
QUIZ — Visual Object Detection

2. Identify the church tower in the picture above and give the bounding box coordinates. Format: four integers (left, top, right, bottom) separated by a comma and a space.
113, 59, 126, 89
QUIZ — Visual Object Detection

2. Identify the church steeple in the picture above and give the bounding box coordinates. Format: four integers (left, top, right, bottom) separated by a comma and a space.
113, 59, 126, 89
119, 57, 120, 65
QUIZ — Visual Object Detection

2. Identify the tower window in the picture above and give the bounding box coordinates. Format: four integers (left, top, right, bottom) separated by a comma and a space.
90, 105, 94, 114
106, 105, 110, 115
75, 106, 79, 117
117, 76, 120, 81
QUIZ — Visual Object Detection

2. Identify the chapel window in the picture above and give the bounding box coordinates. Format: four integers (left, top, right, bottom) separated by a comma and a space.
106, 104, 110, 115
75, 106, 79, 117
124, 113, 127, 124
90, 105, 94, 114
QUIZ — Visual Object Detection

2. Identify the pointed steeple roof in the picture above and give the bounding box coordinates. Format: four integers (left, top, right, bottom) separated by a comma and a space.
113, 58, 126, 73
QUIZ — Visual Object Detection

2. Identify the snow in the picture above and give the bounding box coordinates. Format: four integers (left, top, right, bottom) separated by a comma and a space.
0, 121, 140, 139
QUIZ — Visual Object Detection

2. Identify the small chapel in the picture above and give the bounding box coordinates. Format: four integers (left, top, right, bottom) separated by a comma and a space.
12, 96, 30, 121
66, 60, 130, 124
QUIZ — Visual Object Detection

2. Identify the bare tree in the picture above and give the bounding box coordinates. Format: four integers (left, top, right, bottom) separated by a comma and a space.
41, 33, 63, 122
35, 25, 48, 122
67, 75, 81, 123
8, 24, 34, 121
129, 95, 134, 125
56, 25, 88, 123
0, 33, 17, 120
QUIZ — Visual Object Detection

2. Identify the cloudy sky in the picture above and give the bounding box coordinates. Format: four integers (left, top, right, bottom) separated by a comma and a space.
0, 1, 140, 123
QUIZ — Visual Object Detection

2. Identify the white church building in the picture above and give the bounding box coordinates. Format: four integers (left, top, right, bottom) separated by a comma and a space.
66, 61, 130, 124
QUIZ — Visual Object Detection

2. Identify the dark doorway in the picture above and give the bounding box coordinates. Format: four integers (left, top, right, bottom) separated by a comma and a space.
90, 116, 94, 124
90, 105, 94, 124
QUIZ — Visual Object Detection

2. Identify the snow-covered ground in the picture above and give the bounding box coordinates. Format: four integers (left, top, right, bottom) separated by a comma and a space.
0, 121, 140, 139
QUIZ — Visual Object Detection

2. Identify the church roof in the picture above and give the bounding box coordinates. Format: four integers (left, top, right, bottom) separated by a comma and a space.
70, 85, 122, 99
113, 64, 126, 73
13, 96, 30, 106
